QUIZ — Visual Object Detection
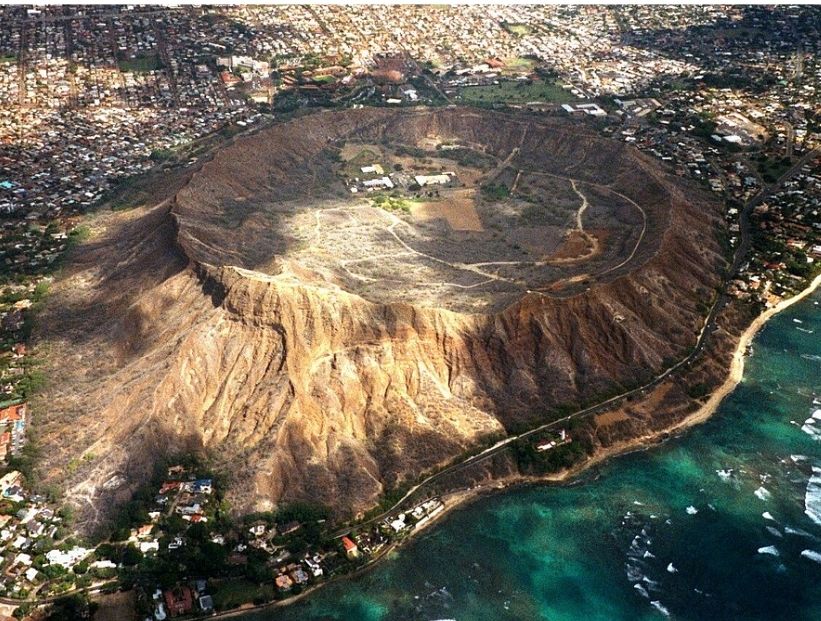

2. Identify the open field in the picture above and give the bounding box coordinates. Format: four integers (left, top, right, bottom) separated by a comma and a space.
211, 580, 276, 611
412, 190, 484, 232
117, 54, 162, 73
502, 23, 533, 37
458, 80, 576, 105
502, 56, 537, 72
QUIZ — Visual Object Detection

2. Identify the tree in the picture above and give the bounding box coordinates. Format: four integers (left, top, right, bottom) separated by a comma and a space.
122, 543, 143, 566
42, 594, 98, 621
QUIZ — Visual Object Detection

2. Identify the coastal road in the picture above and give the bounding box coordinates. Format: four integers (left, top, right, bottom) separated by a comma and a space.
333, 145, 820, 538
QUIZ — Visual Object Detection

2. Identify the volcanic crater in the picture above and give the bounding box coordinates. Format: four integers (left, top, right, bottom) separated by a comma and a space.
35, 107, 727, 525
175, 107, 663, 312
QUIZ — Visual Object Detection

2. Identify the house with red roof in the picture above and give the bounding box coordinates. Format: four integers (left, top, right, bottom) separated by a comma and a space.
163, 585, 193, 617
341, 536, 359, 560
0, 401, 27, 460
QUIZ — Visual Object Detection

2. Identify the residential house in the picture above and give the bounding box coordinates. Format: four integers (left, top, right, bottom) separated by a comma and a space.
342, 536, 359, 560
164, 585, 194, 618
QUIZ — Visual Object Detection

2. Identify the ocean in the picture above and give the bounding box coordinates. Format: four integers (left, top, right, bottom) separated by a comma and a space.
244, 291, 821, 621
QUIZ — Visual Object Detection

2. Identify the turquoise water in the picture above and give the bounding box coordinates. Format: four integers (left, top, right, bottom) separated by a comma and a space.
249, 292, 821, 621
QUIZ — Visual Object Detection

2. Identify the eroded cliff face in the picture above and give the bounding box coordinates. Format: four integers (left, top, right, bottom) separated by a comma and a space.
34, 108, 727, 524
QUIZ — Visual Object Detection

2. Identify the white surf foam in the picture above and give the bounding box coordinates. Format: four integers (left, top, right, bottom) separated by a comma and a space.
686, 506, 698, 515
800, 549, 821, 564
643, 576, 660, 590
785, 525, 818, 540
625, 563, 644, 583
757, 545, 780, 556
763, 511, 775, 521
801, 423, 820, 438
804, 467, 821, 526
650, 601, 671, 617
754, 487, 772, 501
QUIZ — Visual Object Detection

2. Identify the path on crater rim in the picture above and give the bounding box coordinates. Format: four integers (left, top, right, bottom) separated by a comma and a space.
524, 168, 648, 281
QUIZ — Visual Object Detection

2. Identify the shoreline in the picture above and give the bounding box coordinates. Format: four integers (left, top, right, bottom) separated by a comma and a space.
547, 271, 821, 482
143, 275, 821, 620
664, 271, 821, 434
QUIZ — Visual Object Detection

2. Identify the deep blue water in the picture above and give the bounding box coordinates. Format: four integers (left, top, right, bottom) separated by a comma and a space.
246, 291, 821, 621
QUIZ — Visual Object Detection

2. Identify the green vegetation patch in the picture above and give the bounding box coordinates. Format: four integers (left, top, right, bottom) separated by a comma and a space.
458, 80, 575, 105
312, 74, 336, 84
437, 147, 497, 170
211, 580, 276, 610
340, 145, 384, 177
0, 54, 16, 64
755, 154, 792, 184
503, 56, 537, 72
480, 182, 510, 201
149, 148, 176, 163
502, 23, 533, 37
371, 193, 415, 214
117, 54, 162, 73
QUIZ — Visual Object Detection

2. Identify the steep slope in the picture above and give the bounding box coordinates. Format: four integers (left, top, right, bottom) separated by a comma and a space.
33, 108, 727, 525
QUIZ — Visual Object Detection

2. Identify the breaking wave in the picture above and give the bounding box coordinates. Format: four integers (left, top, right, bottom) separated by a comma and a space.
650, 601, 671, 617
805, 467, 821, 526
757, 545, 780, 556
800, 549, 821, 564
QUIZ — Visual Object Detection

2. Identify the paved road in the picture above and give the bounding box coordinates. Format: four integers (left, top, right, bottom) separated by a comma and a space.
334, 145, 820, 538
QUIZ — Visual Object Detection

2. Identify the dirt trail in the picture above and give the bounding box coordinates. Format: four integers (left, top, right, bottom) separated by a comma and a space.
569, 178, 589, 231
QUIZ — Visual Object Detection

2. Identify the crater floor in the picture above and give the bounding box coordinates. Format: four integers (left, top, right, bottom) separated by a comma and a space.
174, 107, 672, 312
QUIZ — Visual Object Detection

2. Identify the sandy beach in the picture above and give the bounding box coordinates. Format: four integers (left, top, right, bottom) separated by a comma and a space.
670, 273, 821, 429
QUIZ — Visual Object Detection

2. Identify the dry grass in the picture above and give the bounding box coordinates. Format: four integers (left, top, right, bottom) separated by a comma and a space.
412, 190, 484, 232
93, 590, 137, 621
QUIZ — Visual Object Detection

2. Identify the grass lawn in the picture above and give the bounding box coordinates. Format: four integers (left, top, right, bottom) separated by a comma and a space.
341, 146, 384, 177
117, 54, 161, 73
0, 54, 16, 64
502, 23, 533, 37
347, 148, 380, 165
458, 80, 575, 105
211, 579, 276, 611
503, 57, 537, 73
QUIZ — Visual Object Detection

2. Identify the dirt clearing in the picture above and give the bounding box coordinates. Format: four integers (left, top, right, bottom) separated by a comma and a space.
412, 190, 484, 231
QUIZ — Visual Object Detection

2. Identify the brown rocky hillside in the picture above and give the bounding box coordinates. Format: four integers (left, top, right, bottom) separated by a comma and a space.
33, 107, 726, 528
